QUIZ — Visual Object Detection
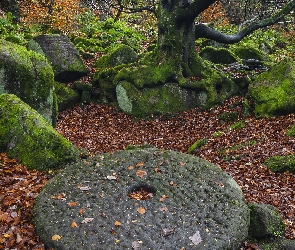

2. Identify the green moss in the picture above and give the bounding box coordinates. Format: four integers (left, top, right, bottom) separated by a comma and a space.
229, 120, 246, 130
218, 111, 239, 123
231, 46, 264, 60
54, 82, 80, 111
0, 94, 79, 170
248, 202, 285, 239
187, 138, 208, 154
286, 125, 295, 137
248, 58, 295, 117
0, 39, 57, 125
264, 154, 295, 173
200, 46, 238, 64
213, 131, 224, 137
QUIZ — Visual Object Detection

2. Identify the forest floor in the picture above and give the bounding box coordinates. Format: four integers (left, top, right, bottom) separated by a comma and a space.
1, 95, 295, 249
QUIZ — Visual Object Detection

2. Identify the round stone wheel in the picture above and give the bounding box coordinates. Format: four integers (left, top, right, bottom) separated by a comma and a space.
34, 146, 250, 249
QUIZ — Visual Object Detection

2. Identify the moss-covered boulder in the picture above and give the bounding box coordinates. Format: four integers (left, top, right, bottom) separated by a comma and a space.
108, 44, 138, 67
231, 46, 265, 61
0, 94, 80, 170
248, 202, 285, 239
0, 39, 57, 126
54, 82, 80, 112
27, 34, 88, 83
34, 146, 250, 249
116, 81, 212, 117
248, 202, 295, 250
200, 46, 238, 64
247, 58, 295, 117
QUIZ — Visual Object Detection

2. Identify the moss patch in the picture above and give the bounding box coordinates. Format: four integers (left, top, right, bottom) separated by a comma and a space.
0, 39, 57, 125
0, 94, 80, 171
54, 82, 80, 111
187, 138, 208, 154
264, 154, 295, 173
247, 58, 295, 117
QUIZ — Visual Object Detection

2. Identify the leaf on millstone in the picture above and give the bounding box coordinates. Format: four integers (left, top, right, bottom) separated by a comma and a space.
81, 217, 94, 224
189, 231, 202, 245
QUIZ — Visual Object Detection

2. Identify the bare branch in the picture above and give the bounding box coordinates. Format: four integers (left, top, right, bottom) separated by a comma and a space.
195, 0, 295, 44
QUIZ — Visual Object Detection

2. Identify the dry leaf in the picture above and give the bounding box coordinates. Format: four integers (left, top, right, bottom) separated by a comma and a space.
79, 186, 91, 191
71, 221, 78, 228
189, 231, 202, 245
159, 206, 168, 211
132, 240, 140, 249
169, 181, 178, 186
128, 165, 134, 170
81, 217, 94, 224
114, 221, 121, 226
79, 208, 86, 214
68, 201, 77, 207
16, 233, 22, 243
136, 162, 145, 167
137, 207, 146, 214
52, 234, 62, 241
159, 195, 169, 202
107, 175, 117, 180
136, 170, 147, 178
154, 167, 162, 174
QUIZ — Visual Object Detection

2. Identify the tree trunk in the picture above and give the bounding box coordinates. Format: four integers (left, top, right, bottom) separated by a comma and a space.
157, 1, 204, 78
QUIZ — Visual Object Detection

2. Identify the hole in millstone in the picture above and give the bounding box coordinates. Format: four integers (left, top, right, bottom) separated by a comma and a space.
127, 183, 157, 200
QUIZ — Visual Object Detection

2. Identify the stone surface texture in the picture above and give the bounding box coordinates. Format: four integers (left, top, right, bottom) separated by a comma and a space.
28, 34, 88, 83
34, 146, 250, 250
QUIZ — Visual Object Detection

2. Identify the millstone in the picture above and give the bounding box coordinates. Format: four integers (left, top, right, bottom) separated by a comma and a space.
34, 146, 250, 249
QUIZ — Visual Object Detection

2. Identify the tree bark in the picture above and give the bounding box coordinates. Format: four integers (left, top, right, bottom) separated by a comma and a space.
156, 0, 218, 77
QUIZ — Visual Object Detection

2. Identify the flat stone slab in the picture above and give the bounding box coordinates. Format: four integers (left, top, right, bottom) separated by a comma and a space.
34, 146, 250, 249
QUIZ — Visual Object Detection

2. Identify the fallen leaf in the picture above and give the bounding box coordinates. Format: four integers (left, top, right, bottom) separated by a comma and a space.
81, 217, 94, 224
128, 165, 134, 170
136, 162, 145, 167
16, 233, 22, 243
132, 240, 140, 249
114, 221, 121, 226
169, 181, 178, 186
137, 207, 146, 214
159, 206, 168, 211
79, 186, 91, 191
52, 234, 62, 241
189, 231, 202, 245
136, 170, 147, 178
79, 208, 86, 214
68, 201, 77, 207
71, 221, 78, 228
107, 175, 117, 180
159, 195, 169, 202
